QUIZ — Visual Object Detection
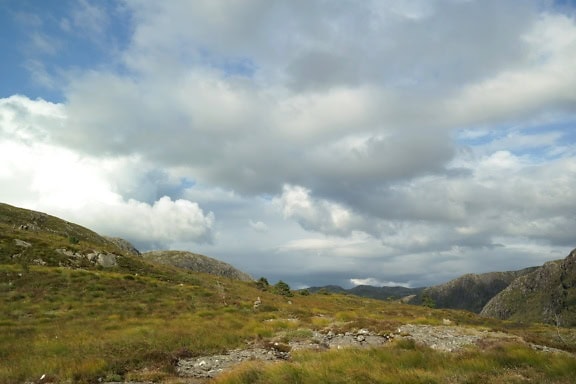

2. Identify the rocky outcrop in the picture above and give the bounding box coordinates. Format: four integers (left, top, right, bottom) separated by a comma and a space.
104, 237, 141, 256
177, 328, 392, 379
56, 248, 119, 268
481, 249, 576, 326
411, 268, 536, 313
142, 250, 253, 282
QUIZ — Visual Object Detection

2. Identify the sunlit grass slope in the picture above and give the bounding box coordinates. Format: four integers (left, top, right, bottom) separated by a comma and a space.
215, 340, 576, 384
1, 202, 576, 383
2, 261, 576, 383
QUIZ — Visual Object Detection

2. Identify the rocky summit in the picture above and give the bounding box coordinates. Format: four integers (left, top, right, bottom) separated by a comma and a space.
142, 250, 253, 282
410, 268, 537, 313
481, 248, 576, 326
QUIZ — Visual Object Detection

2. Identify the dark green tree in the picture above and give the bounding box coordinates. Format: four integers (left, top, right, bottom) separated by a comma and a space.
256, 277, 270, 291
421, 293, 436, 308
273, 280, 293, 297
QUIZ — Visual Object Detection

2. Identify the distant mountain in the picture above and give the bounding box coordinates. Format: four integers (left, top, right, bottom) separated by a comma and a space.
307, 284, 424, 300
142, 250, 253, 282
409, 268, 537, 313
307, 285, 348, 294
481, 248, 576, 326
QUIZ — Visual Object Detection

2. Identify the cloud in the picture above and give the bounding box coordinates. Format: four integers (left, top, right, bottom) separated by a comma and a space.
279, 185, 364, 237
349, 278, 414, 288
1, 1, 576, 288
0, 96, 215, 250
76, 196, 215, 250
68, 0, 110, 41
249, 220, 269, 233
448, 13, 576, 126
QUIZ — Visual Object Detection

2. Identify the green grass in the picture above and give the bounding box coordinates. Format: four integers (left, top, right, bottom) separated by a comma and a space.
1, 198, 575, 383
215, 341, 576, 384
1, 263, 576, 383
2, 201, 575, 382
0, 264, 299, 383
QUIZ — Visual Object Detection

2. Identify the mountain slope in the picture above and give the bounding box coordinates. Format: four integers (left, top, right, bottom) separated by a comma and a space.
410, 268, 537, 313
0, 202, 253, 282
0, 202, 138, 269
481, 248, 576, 326
2, 202, 576, 383
142, 250, 253, 282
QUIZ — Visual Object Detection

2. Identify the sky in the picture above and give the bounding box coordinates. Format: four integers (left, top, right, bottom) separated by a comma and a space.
1, 0, 576, 289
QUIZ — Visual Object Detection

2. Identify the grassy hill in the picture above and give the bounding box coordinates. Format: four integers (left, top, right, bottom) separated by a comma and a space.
2, 263, 576, 383
1, 203, 576, 383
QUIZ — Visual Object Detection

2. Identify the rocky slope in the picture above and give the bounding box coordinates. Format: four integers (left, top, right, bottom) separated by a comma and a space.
143, 250, 253, 282
410, 268, 537, 313
481, 248, 576, 326
0, 202, 252, 282
0, 202, 137, 269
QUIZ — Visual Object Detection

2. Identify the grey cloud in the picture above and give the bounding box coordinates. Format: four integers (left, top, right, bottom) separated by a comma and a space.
3, 1, 576, 289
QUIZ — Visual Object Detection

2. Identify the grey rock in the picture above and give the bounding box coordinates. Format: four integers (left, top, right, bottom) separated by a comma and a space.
96, 253, 118, 268
14, 239, 31, 247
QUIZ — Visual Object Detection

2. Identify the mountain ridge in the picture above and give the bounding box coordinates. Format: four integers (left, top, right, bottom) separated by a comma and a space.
0, 202, 252, 281
409, 268, 538, 313
481, 249, 576, 326
143, 250, 253, 282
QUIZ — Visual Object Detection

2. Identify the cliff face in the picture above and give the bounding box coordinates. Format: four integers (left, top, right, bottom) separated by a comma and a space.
411, 268, 536, 313
142, 250, 253, 282
481, 249, 576, 326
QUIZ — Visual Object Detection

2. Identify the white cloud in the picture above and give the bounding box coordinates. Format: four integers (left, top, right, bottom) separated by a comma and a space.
69, 0, 109, 41
249, 220, 268, 233
279, 185, 365, 236
350, 278, 413, 288
75, 196, 214, 249
0, 96, 215, 249
2, 1, 576, 288
449, 13, 576, 126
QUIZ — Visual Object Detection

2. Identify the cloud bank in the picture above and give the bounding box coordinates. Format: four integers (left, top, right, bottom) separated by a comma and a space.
1, 0, 576, 287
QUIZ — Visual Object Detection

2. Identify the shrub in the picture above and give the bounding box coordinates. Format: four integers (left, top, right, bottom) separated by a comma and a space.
256, 277, 270, 291
273, 281, 293, 297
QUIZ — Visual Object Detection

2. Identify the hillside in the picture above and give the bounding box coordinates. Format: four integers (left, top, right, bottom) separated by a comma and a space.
143, 250, 253, 282
481, 248, 576, 326
0, 202, 137, 270
0, 202, 253, 282
409, 268, 537, 313
1, 202, 576, 383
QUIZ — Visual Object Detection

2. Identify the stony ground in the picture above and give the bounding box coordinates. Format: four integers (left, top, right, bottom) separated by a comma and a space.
174, 321, 570, 380
177, 328, 392, 379
103, 320, 572, 383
